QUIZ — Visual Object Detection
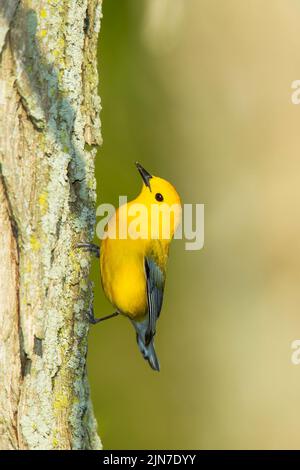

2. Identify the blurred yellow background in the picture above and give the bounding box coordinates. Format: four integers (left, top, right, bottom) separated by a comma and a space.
88, 0, 300, 449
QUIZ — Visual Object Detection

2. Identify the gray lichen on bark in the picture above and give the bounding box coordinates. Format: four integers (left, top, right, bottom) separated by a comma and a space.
0, 0, 102, 450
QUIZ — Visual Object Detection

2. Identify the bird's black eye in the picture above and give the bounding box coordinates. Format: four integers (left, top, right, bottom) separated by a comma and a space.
155, 193, 164, 202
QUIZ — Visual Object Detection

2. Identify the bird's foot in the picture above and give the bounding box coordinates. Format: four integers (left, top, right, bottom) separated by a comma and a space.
87, 302, 119, 324
77, 242, 100, 258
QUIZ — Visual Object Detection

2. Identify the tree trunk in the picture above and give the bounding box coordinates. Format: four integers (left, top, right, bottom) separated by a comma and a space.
0, 0, 102, 450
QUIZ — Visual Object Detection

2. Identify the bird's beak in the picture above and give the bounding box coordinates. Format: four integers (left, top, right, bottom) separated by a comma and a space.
135, 162, 152, 191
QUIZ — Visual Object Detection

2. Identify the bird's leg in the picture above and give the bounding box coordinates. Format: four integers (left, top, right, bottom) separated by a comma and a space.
77, 242, 100, 258
87, 302, 119, 324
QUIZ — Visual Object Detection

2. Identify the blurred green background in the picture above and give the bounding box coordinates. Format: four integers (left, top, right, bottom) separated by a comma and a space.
88, 0, 300, 449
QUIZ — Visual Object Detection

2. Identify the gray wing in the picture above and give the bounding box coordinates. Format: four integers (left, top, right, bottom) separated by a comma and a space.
144, 257, 165, 345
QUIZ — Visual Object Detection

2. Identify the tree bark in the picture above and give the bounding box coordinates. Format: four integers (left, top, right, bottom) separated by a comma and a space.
0, 0, 102, 450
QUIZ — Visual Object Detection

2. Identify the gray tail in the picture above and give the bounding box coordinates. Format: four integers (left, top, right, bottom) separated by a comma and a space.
148, 343, 160, 372
140, 337, 160, 372
132, 320, 160, 372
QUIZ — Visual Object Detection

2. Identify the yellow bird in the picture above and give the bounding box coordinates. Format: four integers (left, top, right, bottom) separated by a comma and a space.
78, 163, 181, 371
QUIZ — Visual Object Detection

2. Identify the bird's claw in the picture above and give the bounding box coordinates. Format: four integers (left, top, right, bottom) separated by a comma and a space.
76, 242, 100, 258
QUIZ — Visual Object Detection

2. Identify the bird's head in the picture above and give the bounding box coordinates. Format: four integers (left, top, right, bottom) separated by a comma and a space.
134, 162, 182, 240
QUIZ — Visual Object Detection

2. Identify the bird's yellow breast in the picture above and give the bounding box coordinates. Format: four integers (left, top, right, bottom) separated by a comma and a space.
100, 237, 148, 319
